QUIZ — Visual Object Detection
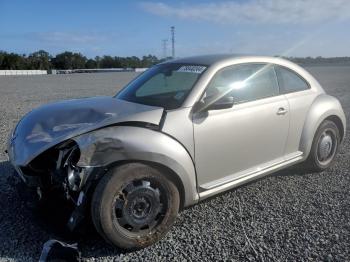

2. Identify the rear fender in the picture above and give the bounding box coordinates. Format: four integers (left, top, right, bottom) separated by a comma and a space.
299, 94, 346, 158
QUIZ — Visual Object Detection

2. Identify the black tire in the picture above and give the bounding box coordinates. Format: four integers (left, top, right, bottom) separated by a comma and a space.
305, 120, 340, 172
91, 163, 180, 250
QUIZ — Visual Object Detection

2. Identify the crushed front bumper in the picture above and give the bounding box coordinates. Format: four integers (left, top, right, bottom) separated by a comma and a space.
5, 146, 106, 231
6, 149, 43, 188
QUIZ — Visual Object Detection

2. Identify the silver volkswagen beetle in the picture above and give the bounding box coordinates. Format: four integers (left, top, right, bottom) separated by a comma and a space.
6, 55, 346, 249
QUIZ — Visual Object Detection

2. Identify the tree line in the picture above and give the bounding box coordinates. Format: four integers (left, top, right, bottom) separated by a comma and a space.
1, 50, 350, 70
288, 56, 350, 65
0, 50, 162, 70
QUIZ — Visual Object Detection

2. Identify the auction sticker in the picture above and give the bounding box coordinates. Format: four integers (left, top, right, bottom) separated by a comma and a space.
177, 65, 207, 74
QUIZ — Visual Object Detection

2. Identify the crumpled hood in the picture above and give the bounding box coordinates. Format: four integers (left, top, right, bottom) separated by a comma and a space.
8, 96, 164, 166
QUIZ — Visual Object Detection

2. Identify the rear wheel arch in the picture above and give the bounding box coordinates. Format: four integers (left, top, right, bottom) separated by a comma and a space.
325, 115, 345, 142
302, 114, 345, 158
304, 119, 340, 171
299, 95, 346, 158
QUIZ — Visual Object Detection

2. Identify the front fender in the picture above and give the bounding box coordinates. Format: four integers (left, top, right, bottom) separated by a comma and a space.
72, 126, 199, 207
300, 94, 346, 159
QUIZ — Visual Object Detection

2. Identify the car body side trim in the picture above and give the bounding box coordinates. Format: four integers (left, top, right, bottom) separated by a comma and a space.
198, 151, 303, 200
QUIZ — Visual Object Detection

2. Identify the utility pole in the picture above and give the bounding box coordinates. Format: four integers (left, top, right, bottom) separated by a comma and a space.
162, 39, 168, 59
171, 26, 175, 58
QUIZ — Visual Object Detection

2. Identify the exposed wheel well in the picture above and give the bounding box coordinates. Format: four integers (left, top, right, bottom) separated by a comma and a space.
104, 160, 186, 211
324, 115, 345, 142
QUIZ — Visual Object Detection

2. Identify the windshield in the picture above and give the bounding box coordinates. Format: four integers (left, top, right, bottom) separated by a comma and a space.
116, 63, 207, 110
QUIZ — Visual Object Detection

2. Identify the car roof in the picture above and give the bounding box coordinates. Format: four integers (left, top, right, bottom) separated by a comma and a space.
165, 54, 291, 67
166, 54, 238, 66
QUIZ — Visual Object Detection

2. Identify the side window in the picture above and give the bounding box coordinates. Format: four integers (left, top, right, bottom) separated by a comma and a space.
205, 63, 279, 104
275, 66, 310, 94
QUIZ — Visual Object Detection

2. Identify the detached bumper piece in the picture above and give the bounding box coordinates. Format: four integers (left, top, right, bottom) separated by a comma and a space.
39, 239, 81, 262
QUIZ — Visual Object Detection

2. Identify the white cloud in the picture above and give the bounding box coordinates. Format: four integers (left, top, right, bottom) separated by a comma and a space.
141, 0, 350, 24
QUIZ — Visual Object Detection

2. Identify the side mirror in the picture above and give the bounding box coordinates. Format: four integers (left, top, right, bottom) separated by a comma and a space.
206, 96, 234, 110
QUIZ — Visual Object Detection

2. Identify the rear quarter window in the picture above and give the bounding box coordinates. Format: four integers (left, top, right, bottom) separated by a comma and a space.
275, 66, 310, 94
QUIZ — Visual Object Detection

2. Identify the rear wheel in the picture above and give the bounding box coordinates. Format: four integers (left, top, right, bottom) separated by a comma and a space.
91, 163, 179, 249
306, 120, 340, 172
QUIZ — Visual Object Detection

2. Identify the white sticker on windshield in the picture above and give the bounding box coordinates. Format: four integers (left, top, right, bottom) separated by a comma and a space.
177, 65, 207, 74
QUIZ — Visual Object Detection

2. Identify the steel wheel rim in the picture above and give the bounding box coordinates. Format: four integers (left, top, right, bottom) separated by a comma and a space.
112, 178, 168, 234
316, 128, 337, 166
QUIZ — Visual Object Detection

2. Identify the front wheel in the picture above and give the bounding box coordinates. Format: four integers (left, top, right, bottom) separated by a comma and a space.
91, 163, 180, 249
306, 120, 340, 172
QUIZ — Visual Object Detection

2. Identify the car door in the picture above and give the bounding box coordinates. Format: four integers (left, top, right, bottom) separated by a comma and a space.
192, 63, 290, 189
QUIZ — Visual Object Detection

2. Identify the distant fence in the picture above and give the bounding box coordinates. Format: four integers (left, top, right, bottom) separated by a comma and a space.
0, 68, 148, 76
134, 68, 148, 72
0, 70, 47, 76
57, 68, 148, 74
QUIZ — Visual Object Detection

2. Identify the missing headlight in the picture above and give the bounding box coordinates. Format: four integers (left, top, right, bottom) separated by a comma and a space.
64, 145, 83, 191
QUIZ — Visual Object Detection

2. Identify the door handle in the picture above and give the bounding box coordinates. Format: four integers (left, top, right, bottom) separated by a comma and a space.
276, 107, 288, 115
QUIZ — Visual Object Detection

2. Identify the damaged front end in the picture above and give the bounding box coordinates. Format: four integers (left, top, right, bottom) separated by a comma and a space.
9, 139, 104, 230
6, 96, 164, 229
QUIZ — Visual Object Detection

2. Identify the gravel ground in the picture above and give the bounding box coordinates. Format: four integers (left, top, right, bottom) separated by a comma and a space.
0, 67, 349, 261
